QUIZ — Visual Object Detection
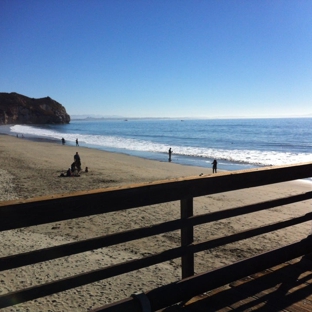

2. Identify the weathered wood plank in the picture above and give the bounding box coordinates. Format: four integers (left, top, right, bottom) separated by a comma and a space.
181, 197, 194, 279
146, 237, 312, 311
0, 244, 190, 308
1, 163, 312, 231
2, 233, 310, 309
2, 206, 311, 273
90, 237, 312, 311
159, 259, 312, 312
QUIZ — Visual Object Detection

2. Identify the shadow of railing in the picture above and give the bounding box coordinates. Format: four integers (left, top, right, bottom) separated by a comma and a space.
161, 256, 312, 311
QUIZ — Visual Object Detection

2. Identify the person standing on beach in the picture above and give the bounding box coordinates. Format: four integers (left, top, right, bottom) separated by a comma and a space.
76, 138, 79, 146
168, 148, 172, 162
62, 138, 65, 145
212, 159, 217, 173
74, 152, 80, 162
74, 152, 81, 171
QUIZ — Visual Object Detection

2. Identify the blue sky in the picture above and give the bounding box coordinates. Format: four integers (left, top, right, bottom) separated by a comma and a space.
1, 1, 312, 118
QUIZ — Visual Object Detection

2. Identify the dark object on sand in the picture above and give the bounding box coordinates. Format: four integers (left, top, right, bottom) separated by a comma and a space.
168, 148, 172, 162
212, 159, 217, 173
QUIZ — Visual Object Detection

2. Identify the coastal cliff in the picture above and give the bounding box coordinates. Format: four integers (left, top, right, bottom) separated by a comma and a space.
0, 92, 70, 125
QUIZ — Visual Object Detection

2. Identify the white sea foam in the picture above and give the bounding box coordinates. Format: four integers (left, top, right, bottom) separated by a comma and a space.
10, 125, 312, 167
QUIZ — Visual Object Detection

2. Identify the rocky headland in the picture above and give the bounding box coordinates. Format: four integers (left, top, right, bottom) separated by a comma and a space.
0, 92, 70, 124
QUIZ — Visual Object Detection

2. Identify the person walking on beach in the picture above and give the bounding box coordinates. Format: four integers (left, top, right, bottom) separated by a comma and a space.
212, 159, 217, 173
168, 148, 172, 162
61, 138, 65, 145
76, 138, 79, 146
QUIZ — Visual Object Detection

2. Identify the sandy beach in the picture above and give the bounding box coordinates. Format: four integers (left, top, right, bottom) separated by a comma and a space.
0, 134, 311, 311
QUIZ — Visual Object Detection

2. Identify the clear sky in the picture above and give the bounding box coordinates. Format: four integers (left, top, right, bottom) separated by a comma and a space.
1, 0, 312, 118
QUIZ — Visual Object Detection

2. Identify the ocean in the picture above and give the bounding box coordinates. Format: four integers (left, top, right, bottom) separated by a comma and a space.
1, 118, 312, 174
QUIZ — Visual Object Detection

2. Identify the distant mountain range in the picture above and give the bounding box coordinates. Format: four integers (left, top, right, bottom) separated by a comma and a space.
70, 115, 175, 121
71, 114, 312, 121
70, 114, 123, 120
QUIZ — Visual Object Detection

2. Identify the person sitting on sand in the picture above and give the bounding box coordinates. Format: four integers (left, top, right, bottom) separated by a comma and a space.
66, 168, 72, 177
71, 162, 76, 172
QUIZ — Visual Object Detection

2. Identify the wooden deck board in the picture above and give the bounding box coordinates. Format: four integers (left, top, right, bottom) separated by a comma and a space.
161, 257, 312, 312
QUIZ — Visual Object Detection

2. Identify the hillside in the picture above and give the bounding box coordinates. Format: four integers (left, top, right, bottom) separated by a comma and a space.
0, 92, 70, 124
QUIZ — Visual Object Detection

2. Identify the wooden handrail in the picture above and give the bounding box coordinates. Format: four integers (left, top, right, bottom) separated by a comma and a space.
0, 162, 311, 310
92, 237, 312, 312
1, 162, 312, 231
1, 191, 311, 272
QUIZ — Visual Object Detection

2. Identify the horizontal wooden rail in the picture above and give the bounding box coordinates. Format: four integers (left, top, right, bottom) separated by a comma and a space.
1, 211, 311, 308
191, 212, 312, 254
1, 162, 312, 231
1, 191, 311, 272
91, 236, 312, 312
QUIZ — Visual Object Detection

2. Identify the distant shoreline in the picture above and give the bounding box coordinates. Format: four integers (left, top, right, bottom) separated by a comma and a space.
70, 116, 312, 121
1, 120, 311, 173
0, 124, 258, 172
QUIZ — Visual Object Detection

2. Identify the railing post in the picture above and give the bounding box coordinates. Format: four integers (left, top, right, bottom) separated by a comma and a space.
180, 197, 194, 279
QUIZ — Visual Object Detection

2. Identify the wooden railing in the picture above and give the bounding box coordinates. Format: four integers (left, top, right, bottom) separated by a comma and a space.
0, 163, 312, 311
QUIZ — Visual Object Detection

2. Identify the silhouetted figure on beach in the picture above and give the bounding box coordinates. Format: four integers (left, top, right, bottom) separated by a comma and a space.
168, 148, 172, 162
71, 162, 76, 173
61, 138, 65, 145
74, 152, 80, 162
76, 138, 79, 146
212, 159, 217, 173
66, 168, 72, 177
74, 152, 81, 172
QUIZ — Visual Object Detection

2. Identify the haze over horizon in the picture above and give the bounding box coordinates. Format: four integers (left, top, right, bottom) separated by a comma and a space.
1, 1, 312, 119
69, 113, 312, 120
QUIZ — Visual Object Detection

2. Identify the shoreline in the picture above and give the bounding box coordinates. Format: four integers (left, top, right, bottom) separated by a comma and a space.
0, 125, 259, 172
1, 135, 312, 311
0, 135, 213, 201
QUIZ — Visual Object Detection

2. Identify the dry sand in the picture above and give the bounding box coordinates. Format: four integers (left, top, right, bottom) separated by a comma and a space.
0, 134, 311, 311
